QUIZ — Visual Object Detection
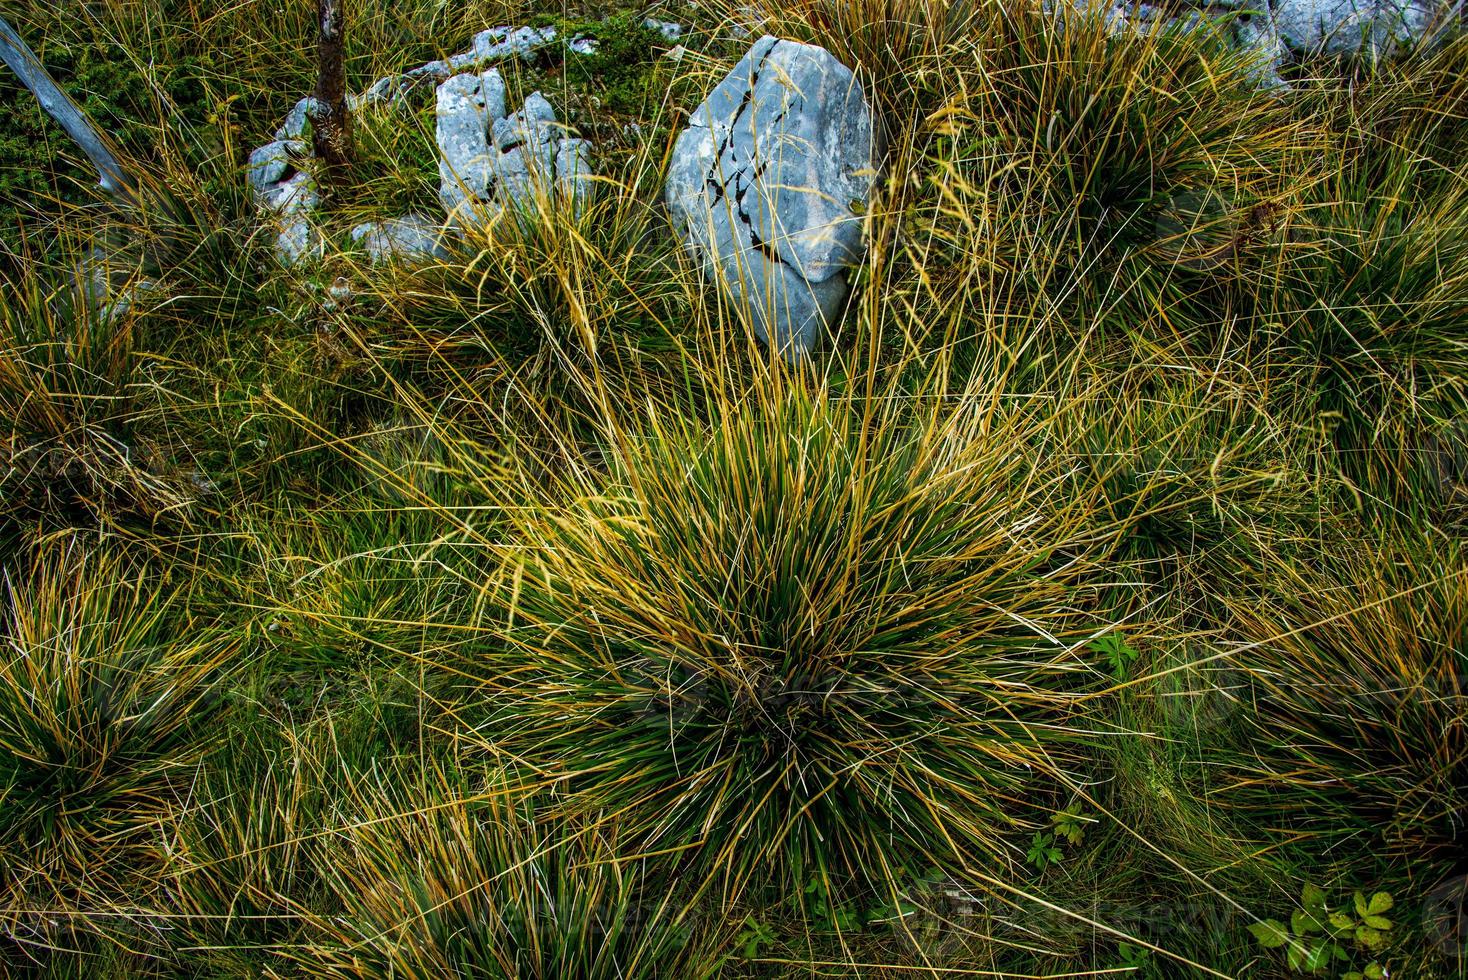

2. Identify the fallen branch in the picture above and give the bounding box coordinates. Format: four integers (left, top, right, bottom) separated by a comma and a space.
0, 15, 141, 208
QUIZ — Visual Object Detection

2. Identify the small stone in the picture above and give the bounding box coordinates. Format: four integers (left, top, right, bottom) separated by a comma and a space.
644, 17, 684, 40
349, 214, 449, 264
257, 171, 318, 215
261, 172, 322, 266
274, 98, 316, 142
247, 141, 294, 192
555, 138, 593, 213
521, 92, 558, 128
275, 217, 320, 265
327, 276, 353, 302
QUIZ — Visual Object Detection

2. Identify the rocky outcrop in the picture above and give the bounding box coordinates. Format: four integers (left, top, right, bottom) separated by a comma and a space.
436, 69, 506, 225
1060, 0, 1462, 76
437, 78, 592, 229
1271, 0, 1462, 59
247, 20, 644, 265
665, 36, 878, 357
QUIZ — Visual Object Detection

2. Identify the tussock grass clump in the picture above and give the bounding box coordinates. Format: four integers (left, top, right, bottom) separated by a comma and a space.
1206, 532, 1468, 871
1268, 118, 1468, 506
1064, 366, 1311, 566
472, 382, 1122, 904
295, 769, 725, 979
809, 0, 1319, 366
161, 726, 331, 973
0, 262, 191, 528
342, 155, 689, 378
0, 542, 239, 951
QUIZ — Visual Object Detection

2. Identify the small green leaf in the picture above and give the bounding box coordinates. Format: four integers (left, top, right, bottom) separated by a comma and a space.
1364, 962, 1385, 979
1303, 941, 1333, 971
1355, 925, 1387, 951
1367, 892, 1393, 915
1248, 919, 1290, 948
1287, 940, 1306, 970
1302, 882, 1327, 912
1344, 973, 1364, 980
1329, 912, 1356, 932
1362, 914, 1392, 931
1090, 633, 1139, 679
1292, 909, 1322, 935
1354, 890, 1370, 920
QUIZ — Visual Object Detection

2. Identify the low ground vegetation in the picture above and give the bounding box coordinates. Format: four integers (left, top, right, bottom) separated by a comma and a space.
1, 0, 1465, 976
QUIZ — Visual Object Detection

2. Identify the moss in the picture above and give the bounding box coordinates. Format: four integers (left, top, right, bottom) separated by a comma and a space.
0, 34, 230, 267
564, 12, 670, 116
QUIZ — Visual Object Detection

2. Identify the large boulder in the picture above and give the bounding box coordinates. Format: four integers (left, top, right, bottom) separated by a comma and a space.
665, 36, 878, 358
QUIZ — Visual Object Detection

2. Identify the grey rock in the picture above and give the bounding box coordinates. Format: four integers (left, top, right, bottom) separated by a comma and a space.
259, 171, 318, 215
349, 214, 449, 263
645, 17, 684, 40
434, 83, 594, 225
718, 251, 850, 355
1232, 7, 1290, 86
490, 92, 564, 206
436, 69, 506, 225
262, 173, 322, 265
274, 98, 317, 142
1059, 0, 1459, 66
521, 92, 558, 129
472, 25, 558, 62
275, 217, 321, 265
247, 141, 295, 191
1271, 0, 1460, 58
666, 36, 877, 357
555, 138, 593, 213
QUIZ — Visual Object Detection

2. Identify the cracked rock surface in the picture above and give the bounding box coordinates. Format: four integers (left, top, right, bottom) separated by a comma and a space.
1060, 0, 1461, 73
665, 35, 877, 357
1271, 0, 1461, 58
436, 77, 593, 228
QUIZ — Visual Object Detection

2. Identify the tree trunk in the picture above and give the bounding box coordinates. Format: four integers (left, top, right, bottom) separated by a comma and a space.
310, 0, 352, 186
0, 16, 140, 207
